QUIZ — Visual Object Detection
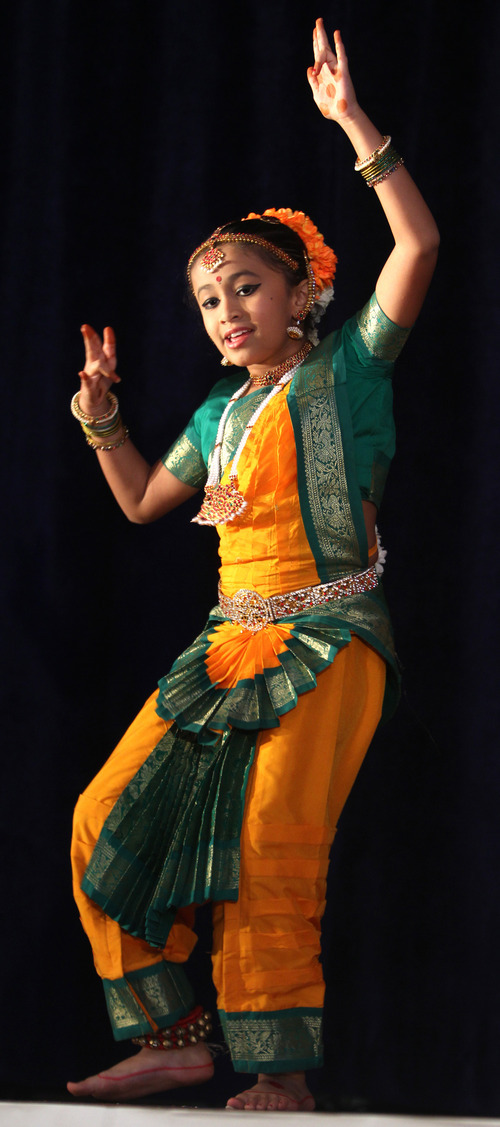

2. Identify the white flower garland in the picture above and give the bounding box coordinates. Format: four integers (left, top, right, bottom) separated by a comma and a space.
306, 284, 335, 346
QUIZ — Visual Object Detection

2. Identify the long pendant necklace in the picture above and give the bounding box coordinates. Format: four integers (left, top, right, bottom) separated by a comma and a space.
192, 342, 312, 527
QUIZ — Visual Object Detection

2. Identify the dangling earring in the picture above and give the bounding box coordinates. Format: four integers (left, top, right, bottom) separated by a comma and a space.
220, 356, 233, 366
287, 317, 304, 340
287, 261, 316, 339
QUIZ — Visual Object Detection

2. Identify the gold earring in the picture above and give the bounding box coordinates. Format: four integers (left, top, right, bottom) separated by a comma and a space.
287, 317, 304, 340
220, 356, 233, 366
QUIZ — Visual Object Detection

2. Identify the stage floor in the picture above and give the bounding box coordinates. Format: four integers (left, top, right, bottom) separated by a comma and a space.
1, 1107, 499, 1127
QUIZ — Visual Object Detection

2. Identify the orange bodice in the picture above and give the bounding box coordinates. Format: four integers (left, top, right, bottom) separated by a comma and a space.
218, 385, 320, 599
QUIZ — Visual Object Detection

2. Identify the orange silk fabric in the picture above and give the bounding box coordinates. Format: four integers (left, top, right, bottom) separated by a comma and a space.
205, 620, 295, 689
217, 384, 320, 599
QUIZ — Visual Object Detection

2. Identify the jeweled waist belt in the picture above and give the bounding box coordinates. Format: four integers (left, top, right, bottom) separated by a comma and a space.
218, 566, 379, 632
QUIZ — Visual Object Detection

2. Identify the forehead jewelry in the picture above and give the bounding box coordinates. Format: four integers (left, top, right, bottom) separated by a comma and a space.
187, 231, 301, 285
192, 341, 312, 526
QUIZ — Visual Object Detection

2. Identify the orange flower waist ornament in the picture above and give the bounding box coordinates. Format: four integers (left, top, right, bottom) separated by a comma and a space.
188, 209, 337, 527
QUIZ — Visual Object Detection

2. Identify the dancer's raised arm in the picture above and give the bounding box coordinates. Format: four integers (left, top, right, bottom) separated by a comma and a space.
74, 324, 198, 523
307, 18, 439, 327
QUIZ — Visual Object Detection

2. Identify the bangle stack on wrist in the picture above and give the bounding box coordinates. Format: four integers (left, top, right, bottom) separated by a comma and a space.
71, 390, 129, 451
355, 135, 404, 187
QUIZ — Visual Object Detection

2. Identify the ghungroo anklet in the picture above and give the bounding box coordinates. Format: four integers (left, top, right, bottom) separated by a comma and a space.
131, 1006, 212, 1051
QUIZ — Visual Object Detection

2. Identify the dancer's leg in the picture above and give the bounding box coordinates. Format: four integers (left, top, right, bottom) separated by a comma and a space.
213, 638, 386, 1109
68, 691, 213, 1098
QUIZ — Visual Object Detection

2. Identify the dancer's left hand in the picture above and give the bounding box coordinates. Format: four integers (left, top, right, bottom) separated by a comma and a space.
307, 18, 358, 122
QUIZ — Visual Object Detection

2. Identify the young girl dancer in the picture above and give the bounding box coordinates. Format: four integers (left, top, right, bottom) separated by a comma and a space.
68, 19, 438, 1111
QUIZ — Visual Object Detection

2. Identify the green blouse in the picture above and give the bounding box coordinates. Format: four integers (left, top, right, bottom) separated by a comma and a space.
163, 293, 411, 511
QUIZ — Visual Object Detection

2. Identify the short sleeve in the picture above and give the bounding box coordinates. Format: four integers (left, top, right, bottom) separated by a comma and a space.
162, 373, 243, 488
163, 425, 207, 489
338, 294, 408, 508
355, 293, 412, 362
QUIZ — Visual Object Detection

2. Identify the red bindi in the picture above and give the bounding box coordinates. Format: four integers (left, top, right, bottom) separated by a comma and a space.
216, 275, 222, 282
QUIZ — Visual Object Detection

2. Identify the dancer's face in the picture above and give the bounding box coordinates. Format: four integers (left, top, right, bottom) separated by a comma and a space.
191, 247, 308, 374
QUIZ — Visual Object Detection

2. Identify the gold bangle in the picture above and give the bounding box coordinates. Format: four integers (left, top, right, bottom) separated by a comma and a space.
85, 426, 130, 452
355, 137, 404, 188
354, 135, 391, 172
71, 390, 119, 425
80, 414, 123, 440
363, 155, 404, 187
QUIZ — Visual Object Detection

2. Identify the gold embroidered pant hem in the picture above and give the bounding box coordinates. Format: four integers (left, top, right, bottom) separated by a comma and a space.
71, 636, 385, 1065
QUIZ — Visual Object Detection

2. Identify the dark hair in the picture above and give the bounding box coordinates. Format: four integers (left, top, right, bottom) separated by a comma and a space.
187, 216, 313, 329
216, 217, 309, 287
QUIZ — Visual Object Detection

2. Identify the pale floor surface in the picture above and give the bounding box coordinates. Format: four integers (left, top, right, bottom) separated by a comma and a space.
1, 1107, 499, 1127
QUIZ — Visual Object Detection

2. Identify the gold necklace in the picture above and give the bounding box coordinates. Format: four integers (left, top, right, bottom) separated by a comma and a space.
192, 343, 312, 526
248, 340, 312, 387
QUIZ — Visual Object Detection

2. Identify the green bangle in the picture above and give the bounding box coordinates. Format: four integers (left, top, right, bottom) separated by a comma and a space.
354, 135, 404, 188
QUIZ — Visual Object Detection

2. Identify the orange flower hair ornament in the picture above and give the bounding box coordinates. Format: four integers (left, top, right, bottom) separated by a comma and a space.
245, 208, 337, 345
244, 208, 337, 293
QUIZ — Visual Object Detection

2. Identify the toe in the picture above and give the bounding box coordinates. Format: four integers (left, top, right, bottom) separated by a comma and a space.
67, 1078, 96, 1098
255, 1095, 270, 1110
226, 1087, 304, 1112
226, 1095, 247, 1109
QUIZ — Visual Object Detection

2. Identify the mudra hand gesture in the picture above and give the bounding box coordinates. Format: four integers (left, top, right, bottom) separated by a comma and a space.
307, 18, 357, 122
79, 324, 120, 416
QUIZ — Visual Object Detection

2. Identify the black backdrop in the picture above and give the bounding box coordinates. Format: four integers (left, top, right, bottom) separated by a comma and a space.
1, 0, 499, 1114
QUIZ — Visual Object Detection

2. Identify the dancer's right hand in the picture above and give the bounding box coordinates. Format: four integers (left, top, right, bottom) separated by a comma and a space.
78, 324, 121, 416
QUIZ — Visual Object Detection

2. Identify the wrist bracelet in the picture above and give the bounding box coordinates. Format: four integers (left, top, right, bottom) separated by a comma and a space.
71, 390, 119, 427
71, 389, 129, 451
85, 426, 130, 452
80, 414, 123, 440
354, 135, 404, 187
354, 135, 392, 171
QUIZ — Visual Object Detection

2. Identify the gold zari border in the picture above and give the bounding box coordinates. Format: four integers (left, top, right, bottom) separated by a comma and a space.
294, 354, 360, 572
356, 294, 411, 361
163, 433, 206, 488
222, 1010, 323, 1066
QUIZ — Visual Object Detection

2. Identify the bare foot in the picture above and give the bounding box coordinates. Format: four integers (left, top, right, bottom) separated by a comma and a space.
226, 1070, 315, 1111
67, 1043, 214, 1101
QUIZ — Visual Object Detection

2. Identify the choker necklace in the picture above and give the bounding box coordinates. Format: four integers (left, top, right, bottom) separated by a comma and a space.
249, 340, 312, 387
192, 343, 312, 527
